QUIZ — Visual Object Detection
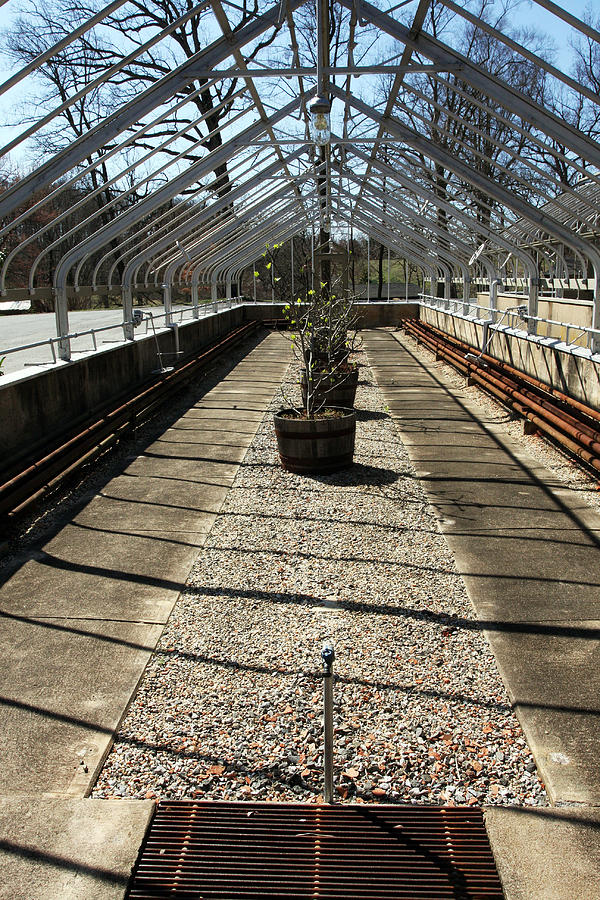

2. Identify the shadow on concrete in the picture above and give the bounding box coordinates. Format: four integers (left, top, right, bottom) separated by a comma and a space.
485, 803, 600, 832
31, 549, 186, 592
0, 839, 129, 887
392, 339, 600, 553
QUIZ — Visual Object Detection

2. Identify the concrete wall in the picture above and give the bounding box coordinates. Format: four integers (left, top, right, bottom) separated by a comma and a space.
477, 293, 593, 346
0, 307, 244, 468
420, 306, 600, 411
243, 301, 420, 327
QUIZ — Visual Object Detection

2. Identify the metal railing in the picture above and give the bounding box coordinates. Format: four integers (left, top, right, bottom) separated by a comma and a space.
419, 293, 600, 355
0, 297, 244, 371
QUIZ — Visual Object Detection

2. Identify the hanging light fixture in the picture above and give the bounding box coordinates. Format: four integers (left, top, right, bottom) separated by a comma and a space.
308, 94, 331, 146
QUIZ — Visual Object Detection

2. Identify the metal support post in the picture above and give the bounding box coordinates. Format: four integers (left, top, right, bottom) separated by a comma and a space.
481, 319, 490, 356
592, 269, 600, 354
444, 275, 452, 309
191, 281, 199, 319
367, 237, 370, 301
528, 276, 539, 336
321, 642, 335, 804
169, 322, 180, 358
489, 278, 499, 323
54, 285, 71, 360
387, 247, 390, 302
462, 276, 471, 315
122, 284, 134, 341
162, 282, 172, 326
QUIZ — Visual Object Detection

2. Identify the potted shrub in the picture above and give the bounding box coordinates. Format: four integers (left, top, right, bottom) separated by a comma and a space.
274, 287, 358, 474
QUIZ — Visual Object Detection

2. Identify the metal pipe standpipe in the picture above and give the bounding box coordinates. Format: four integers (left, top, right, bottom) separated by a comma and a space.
321, 642, 335, 803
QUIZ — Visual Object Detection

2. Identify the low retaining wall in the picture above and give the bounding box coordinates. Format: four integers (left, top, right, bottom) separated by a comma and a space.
243, 301, 419, 327
0, 307, 244, 468
420, 306, 600, 411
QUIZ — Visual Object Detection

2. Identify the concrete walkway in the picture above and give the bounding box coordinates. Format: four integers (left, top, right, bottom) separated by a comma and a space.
0, 331, 290, 899
364, 329, 600, 898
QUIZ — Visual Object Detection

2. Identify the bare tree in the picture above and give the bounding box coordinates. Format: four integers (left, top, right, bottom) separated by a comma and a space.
386, 0, 555, 240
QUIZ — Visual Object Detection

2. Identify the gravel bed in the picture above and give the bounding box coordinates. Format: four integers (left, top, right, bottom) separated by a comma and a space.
93, 349, 548, 808
400, 328, 600, 512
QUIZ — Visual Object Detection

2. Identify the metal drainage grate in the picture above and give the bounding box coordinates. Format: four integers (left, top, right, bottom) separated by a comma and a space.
126, 801, 503, 899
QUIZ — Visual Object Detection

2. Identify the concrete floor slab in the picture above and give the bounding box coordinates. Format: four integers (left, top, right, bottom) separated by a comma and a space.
2, 527, 203, 621
191, 399, 270, 413
0, 798, 154, 900
170, 421, 260, 436
485, 623, 600, 804
485, 805, 600, 899
73, 491, 219, 534
136, 437, 248, 464
179, 406, 264, 423
89, 472, 229, 511
365, 330, 600, 807
0, 617, 162, 796
121, 455, 238, 485
160, 425, 259, 444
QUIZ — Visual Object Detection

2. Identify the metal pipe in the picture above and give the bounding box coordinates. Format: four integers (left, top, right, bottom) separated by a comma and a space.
1, 321, 257, 517
321, 642, 335, 804
404, 320, 600, 470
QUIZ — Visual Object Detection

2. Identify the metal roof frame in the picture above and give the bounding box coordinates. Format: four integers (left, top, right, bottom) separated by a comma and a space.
1, 0, 599, 355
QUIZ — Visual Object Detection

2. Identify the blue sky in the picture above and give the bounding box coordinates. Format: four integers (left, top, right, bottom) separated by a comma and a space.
517, 0, 595, 66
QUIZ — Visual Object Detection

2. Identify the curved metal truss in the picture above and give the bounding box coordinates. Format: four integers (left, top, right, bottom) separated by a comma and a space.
1, 0, 600, 356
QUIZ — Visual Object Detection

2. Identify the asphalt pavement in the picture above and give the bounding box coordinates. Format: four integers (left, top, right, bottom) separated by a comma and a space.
0, 306, 202, 376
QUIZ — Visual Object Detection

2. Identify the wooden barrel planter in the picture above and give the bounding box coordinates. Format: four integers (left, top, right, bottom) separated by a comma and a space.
274, 408, 356, 474
300, 366, 359, 409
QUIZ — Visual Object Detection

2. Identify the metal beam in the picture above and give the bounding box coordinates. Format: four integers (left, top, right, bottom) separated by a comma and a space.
333, 88, 600, 278
53, 97, 301, 292
338, 0, 600, 167
0, 0, 305, 218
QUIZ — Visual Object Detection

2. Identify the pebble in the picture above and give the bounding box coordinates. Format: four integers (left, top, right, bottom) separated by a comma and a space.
92, 348, 548, 808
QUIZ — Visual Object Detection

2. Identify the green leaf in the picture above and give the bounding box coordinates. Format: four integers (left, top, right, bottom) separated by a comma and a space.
253, 270, 259, 277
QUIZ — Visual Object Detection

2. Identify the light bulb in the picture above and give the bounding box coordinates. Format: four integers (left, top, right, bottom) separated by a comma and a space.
308, 95, 331, 146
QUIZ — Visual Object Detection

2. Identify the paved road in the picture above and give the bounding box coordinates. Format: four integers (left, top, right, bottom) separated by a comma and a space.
0, 306, 202, 376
